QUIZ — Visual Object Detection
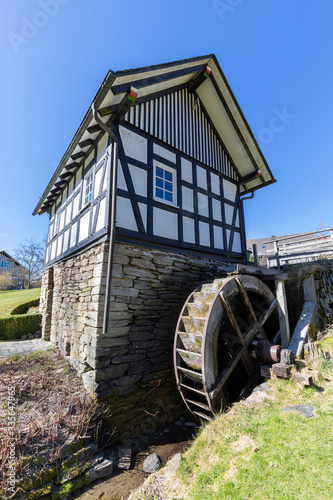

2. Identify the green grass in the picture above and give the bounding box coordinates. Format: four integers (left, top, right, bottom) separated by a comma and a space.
0, 288, 40, 318
175, 367, 333, 499
132, 332, 333, 500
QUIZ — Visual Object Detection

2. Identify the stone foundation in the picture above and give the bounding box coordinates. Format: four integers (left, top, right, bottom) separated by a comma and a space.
41, 240, 237, 435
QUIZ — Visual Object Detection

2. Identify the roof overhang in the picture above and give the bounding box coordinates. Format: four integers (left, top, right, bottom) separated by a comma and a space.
33, 54, 275, 216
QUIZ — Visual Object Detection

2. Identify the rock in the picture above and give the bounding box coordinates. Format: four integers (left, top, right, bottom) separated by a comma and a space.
117, 444, 131, 470
87, 458, 114, 482
21, 335, 27, 340
143, 453, 161, 473
283, 404, 314, 418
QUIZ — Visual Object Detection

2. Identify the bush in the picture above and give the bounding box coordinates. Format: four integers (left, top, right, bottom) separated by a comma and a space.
0, 314, 42, 340
11, 298, 40, 315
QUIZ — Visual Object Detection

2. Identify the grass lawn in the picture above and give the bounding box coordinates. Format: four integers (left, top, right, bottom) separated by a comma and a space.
130, 329, 333, 500
0, 288, 41, 318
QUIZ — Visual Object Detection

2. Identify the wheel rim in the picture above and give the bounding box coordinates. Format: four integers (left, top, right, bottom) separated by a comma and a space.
174, 275, 280, 421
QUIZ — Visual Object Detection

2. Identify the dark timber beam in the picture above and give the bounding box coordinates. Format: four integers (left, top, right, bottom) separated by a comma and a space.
98, 87, 138, 119
87, 124, 102, 134
239, 170, 264, 185
78, 138, 95, 149
65, 161, 80, 171
188, 66, 211, 93
71, 151, 86, 161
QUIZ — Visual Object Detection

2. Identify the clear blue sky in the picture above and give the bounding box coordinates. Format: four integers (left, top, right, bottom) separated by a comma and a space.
1, 0, 333, 255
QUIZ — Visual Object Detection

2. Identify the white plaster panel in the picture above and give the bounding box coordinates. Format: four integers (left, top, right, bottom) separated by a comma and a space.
70, 222, 78, 248
59, 210, 65, 232
198, 193, 209, 217
65, 202, 72, 227
72, 194, 80, 218
183, 217, 195, 243
117, 161, 127, 191
75, 167, 82, 188
129, 164, 147, 197
119, 126, 147, 163
211, 172, 220, 195
223, 179, 237, 202
51, 240, 56, 260
181, 157, 192, 183
225, 204, 234, 225
47, 223, 53, 243
84, 150, 94, 169
153, 143, 176, 163
96, 197, 106, 232
68, 177, 74, 197
103, 166, 108, 191
94, 166, 103, 199
56, 234, 63, 257
138, 203, 147, 232
97, 133, 108, 163
153, 208, 178, 240
196, 165, 207, 190
63, 228, 70, 252
79, 211, 90, 242
212, 199, 222, 221
199, 221, 210, 247
182, 186, 194, 212
235, 209, 240, 228
116, 196, 137, 232
213, 226, 224, 249
233, 232, 242, 254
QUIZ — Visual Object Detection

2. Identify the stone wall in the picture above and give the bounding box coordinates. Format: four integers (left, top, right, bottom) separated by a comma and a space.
95, 242, 236, 435
41, 239, 238, 436
40, 242, 109, 391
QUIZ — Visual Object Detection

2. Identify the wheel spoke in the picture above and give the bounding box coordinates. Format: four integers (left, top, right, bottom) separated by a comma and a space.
219, 291, 245, 345
209, 346, 247, 399
235, 277, 269, 341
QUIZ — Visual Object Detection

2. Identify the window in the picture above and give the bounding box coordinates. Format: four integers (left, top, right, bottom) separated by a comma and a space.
2, 262, 7, 268
154, 161, 177, 206
84, 171, 93, 205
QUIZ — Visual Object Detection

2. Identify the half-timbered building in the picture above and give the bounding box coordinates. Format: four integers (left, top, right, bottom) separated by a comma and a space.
34, 55, 275, 434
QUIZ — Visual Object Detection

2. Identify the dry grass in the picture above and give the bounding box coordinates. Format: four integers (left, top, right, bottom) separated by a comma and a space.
0, 349, 113, 497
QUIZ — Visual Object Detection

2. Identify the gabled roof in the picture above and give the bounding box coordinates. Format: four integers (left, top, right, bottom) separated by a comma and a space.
33, 54, 276, 216
0, 250, 23, 268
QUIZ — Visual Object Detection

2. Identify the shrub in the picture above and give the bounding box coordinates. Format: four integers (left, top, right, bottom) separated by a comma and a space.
11, 298, 40, 315
0, 314, 42, 340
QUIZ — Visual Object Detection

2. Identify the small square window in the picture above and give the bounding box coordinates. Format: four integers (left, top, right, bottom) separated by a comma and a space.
84, 172, 93, 205
2, 262, 7, 268
154, 161, 177, 207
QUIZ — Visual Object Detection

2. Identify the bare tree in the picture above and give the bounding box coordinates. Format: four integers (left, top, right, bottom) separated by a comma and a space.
14, 238, 44, 289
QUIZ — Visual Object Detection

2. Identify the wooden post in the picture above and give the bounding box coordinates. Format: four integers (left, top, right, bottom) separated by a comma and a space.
275, 279, 290, 348
273, 241, 280, 270
253, 244, 258, 267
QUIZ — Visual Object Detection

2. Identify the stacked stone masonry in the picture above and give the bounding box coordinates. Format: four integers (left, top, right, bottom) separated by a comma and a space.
315, 267, 333, 325
41, 240, 237, 434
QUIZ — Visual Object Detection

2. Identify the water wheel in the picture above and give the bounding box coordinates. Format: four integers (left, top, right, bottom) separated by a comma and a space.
174, 274, 280, 421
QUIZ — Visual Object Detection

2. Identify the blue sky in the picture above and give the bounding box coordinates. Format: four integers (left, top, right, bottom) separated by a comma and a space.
1, 0, 333, 255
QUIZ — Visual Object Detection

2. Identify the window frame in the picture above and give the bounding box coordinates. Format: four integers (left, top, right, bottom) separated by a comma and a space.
153, 160, 177, 208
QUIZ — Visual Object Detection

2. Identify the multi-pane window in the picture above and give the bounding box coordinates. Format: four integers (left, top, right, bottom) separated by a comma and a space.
84, 172, 93, 205
154, 162, 176, 206
2, 262, 7, 268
